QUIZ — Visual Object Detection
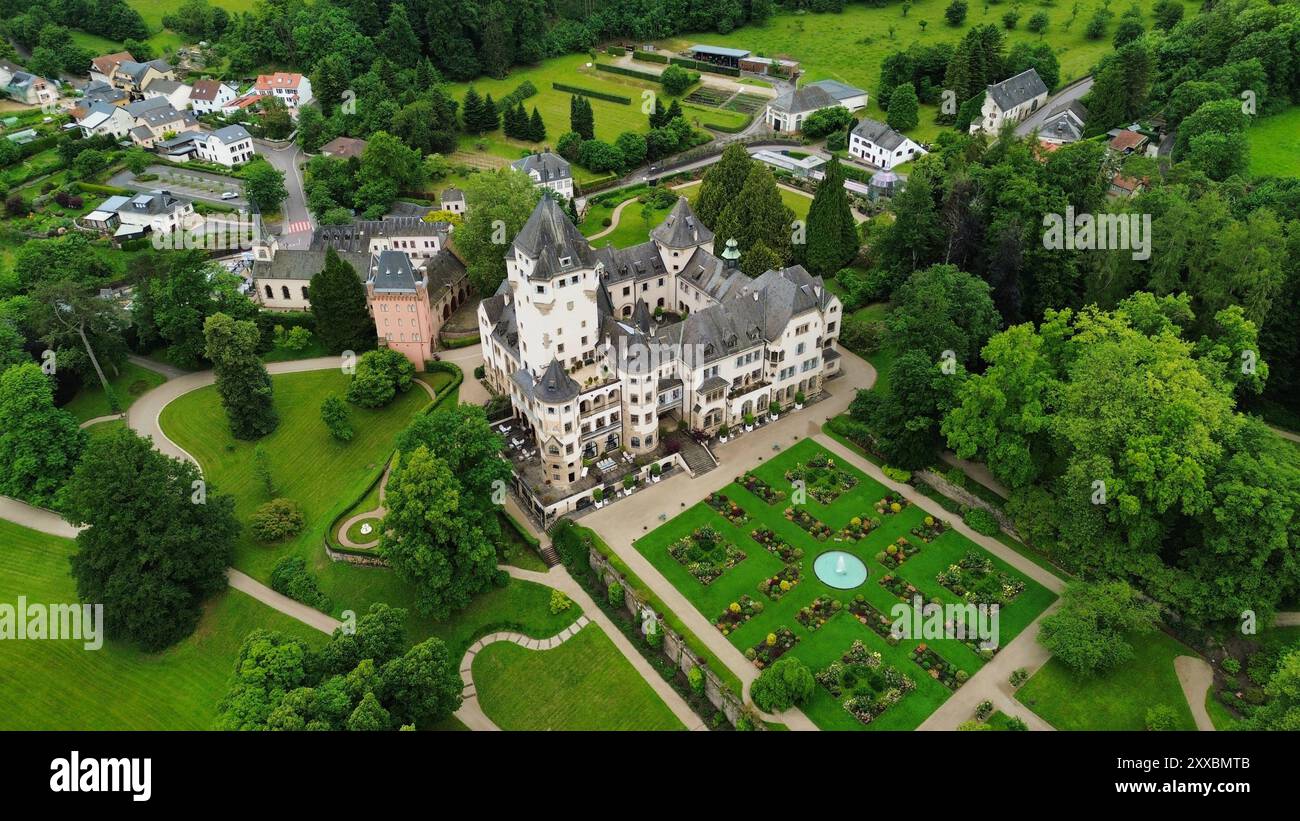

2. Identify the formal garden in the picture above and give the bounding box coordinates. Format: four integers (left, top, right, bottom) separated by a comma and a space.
633, 438, 1055, 730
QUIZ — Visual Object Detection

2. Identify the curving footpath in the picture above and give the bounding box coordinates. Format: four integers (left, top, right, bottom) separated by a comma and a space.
1175, 655, 1216, 731
454, 616, 592, 731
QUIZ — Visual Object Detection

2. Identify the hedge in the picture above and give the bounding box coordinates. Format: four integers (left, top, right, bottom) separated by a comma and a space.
502, 510, 541, 550
606, 46, 627, 56
75, 182, 136, 196
498, 79, 538, 110
324, 362, 463, 559
702, 115, 753, 133
551, 83, 631, 105
439, 332, 480, 349
595, 63, 663, 83
634, 50, 669, 64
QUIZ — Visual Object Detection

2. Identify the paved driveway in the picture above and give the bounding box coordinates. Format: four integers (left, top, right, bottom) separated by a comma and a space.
108, 165, 246, 208
255, 138, 313, 248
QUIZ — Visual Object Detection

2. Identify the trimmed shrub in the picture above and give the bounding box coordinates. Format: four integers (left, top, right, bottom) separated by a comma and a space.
751, 656, 815, 712
551, 83, 631, 105
250, 498, 306, 541
963, 508, 1000, 536
270, 555, 332, 611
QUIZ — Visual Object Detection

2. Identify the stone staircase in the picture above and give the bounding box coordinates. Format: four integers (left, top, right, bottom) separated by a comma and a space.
671, 433, 718, 477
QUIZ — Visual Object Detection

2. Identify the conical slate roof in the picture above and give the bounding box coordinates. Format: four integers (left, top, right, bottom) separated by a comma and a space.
651, 197, 713, 249
535, 358, 579, 404
512, 194, 596, 279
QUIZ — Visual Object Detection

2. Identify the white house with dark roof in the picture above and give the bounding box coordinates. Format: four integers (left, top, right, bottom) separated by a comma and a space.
77, 101, 135, 139
81, 189, 198, 240
971, 68, 1050, 135
848, 118, 927, 170
0, 61, 58, 108
143, 79, 193, 111
764, 80, 866, 132
89, 52, 135, 84
188, 79, 237, 115
511, 152, 573, 198
164, 124, 256, 167
477, 194, 843, 494
440, 187, 466, 215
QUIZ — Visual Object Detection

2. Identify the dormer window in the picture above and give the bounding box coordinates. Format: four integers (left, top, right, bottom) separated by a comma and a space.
559, 256, 571, 267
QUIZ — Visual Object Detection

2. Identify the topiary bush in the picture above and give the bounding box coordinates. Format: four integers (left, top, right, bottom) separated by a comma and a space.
963, 507, 1000, 536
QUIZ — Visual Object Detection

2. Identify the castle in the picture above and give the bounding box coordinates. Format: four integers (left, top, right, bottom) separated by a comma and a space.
478, 195, 845, 492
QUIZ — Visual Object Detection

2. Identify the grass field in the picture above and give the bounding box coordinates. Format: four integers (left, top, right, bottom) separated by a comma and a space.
0, 519, 327, 730
654, 0, 1198, 141
71, 0, 254, 56
632, 438, 1055, 730
582, 179, 813, 249
158, 369, 434, 585
1015, 629, 1199, 730
1247, 106, 1300, 179
61, 360, 167, 422
472, 625, 685, 730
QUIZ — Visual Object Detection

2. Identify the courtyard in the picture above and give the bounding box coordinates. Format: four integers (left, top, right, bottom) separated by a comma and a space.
630, 438, 1055, 730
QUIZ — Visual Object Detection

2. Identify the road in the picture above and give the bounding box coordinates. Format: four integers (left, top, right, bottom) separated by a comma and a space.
255, 138, 314, 249
1015, 75, 1095, 137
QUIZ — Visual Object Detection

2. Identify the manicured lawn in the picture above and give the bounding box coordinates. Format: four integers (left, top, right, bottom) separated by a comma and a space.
158, 369, 431, 587
84, 418, 127, 440
427, 576, 587, 657
1247, 105, 1300, 179
1205, 689, 1240, 730
0, 519, 326, 730
632, 438, 1055, 730
1016, 630, 1199, 730
61, 360, 167, 422
472, 625, 685, 730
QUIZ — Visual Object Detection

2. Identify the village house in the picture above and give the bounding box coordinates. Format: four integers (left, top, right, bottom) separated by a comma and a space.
1036, 100, 1088, 145
764, 80, 867, 133
80, 81, 129, 108
253, 72, 313, 109
159, 125, 255, 167
76, 101, 136, 139
1107, 127, 1150, 155
319, 136, 368, 160
89, 52, 135, 84
81, 190, 198, 242
143, 79, 193, 111
511, 152, 573, 198
188, 79, 238, 115
477, 195, 843, 499
970, 68, 1049, 136
848, 118, 927, 171
440, 187, 466, 215
110, 59, 176, 95
0, 61, 58, 108
125, 98, 197, 148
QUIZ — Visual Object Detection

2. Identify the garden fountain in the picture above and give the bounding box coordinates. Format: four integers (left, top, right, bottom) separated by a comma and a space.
813, 550, 868, 590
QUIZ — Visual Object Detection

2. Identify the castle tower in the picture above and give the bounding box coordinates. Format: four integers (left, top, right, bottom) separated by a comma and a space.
367, 250, 434, 369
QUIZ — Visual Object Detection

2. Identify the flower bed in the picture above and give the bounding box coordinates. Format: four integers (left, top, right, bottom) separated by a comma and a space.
785, 453, 859, 505
837, 515, 879, 541
714, 594, 764, 635
936, 550, 1025, 606
816, 640, 916, 726
667, 524, 747, 585
746, 626, 799, 669
750, 527, 802, 563
878, 572, 922, 602
756, 563, 801, 601
784, 506, 833, 540
874, 536, 921, 570
910, 515, 947, 543
874, 492, 910, 517
911, 643, 967, 690
706, 492, 749, 526
737, 472, 787, 505
795, 595, 843, 631
848, 595, 901, 645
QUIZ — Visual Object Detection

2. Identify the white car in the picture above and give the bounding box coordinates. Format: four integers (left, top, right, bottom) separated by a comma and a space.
220, 191, 239, 200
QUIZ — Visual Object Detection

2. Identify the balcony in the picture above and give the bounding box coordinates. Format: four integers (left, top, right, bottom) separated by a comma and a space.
728, 379, 771, 400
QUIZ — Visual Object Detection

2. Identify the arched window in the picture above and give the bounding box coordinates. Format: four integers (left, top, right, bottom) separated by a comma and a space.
281, 285, 290, 299
301, 286, 309, 300
264, 284, 272, 298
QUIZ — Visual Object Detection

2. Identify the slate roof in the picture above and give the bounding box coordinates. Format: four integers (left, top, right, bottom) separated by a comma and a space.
310, 217, 450, 252
210, 124, 252, 143
806, 80, 866, 102
252, 249, 370, 281
125, 97, 171, 117
987, 68, 1049, 111
368, 250, 419, 292
147, 80, 186, 96
83, 81, 127, 105
511, 151, 571, 183
1039, 102, 1086, 143
441, 187, 465, 202
650, 197, 713, 249
533, 359, 581, 403
851, 117, 909, 151
596, 240, 667, 287
770, 84, 839, 114
512, 194, 596, 279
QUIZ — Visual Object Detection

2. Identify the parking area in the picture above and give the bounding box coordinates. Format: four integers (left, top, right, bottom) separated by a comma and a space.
108, 165, 247, 208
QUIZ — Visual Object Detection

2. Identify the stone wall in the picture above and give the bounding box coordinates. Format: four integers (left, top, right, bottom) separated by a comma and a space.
586, 546, 758, 730
913, 468, 1023, 542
